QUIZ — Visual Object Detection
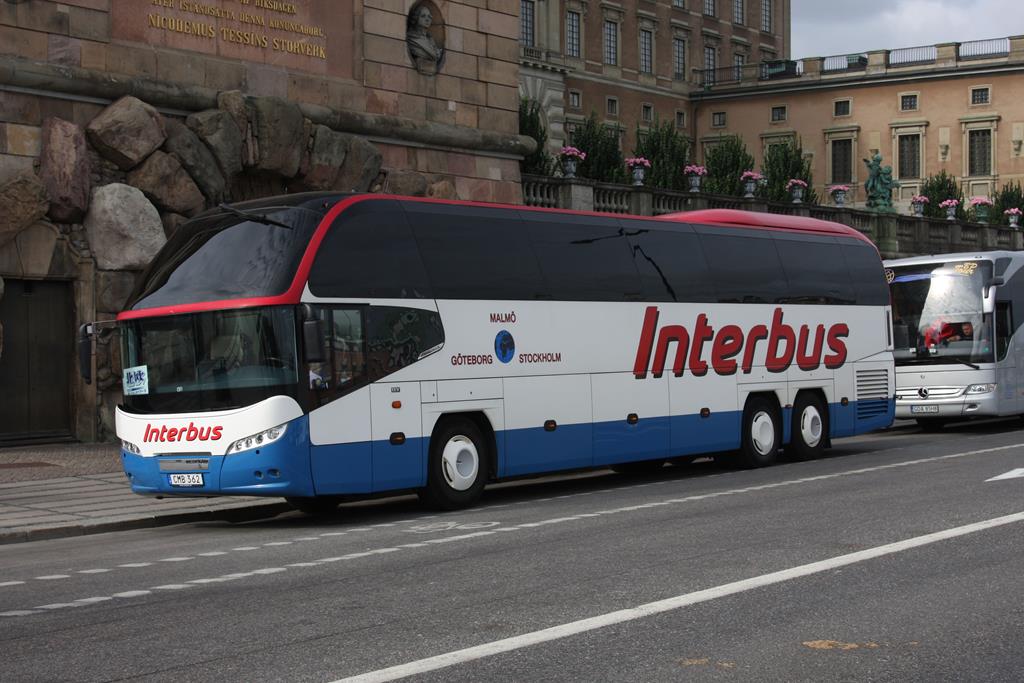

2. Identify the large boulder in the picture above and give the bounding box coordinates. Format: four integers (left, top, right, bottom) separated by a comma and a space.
298, 124, 348, 190
186, 109, 243, 181
127, 150, 206, 217
0, 172, 49, 247
385, 170, 428, 197
39, 118, 91, 223
427, 179, 458, 200
163, 120, 226, 205
251, 97, 305, 177
84, 184, 166, 270
216, 90, 251, 163
86, 96, 166, 171
334, 135, 382, 193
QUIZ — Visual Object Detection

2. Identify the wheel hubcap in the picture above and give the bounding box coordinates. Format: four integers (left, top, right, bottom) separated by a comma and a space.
750, 411, 776, 456
441, 435, 479, 491
799, 405, 823, 448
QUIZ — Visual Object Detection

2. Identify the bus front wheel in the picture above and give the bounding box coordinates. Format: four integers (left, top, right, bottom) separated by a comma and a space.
789, 393, 828, 461
420, 418, 489, 510
739, 396, 780, 468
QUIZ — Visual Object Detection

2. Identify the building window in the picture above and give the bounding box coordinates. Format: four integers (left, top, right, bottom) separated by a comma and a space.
900, 93, 918, 111
673, 37, 687, 79
676, 110, 686, 128
834, 99, 851, 117
898, 134, 921, 179
566, 11, 581, 58
642, 103, 654, 123
704, 0, 716, 16
969, 129, 992, 176
704, 45, 717, 71
673, 0, 685, 7
761, 0, 772, 32
971, 87, 990, 105
606, 97, 619, 117
712, 111, 726, 127
771, 105, 787, 122
603, 20, 618, 65
733, 53, 745, 81
568, 90, 581, 110
831, 138, 853, 184
640, 29, 653, 74
733, 0, 744, 23
520, 1, 535, 47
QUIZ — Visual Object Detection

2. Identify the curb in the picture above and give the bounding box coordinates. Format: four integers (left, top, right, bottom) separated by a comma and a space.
0, 501, 294, 546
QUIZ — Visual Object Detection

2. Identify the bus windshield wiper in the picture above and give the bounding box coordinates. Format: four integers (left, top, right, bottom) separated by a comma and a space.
217, 203, 293, 229
950, 357, 981, 370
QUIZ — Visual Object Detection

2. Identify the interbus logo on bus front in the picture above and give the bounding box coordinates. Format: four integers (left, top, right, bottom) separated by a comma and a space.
632, 307, 849, 379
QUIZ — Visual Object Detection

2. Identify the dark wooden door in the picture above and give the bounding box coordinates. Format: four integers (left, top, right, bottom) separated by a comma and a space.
0, 279, 73, 443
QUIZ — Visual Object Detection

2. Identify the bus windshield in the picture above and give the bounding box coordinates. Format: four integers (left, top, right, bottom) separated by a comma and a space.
120, 307, 301, 414
888, 260, 994, 365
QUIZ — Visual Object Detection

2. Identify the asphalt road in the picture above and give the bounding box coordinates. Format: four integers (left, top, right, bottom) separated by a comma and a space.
2, 420, 1024, 682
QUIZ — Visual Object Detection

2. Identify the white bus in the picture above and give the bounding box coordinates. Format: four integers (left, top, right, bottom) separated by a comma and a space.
886, 251, 1020, 429
83, 194, 895, 512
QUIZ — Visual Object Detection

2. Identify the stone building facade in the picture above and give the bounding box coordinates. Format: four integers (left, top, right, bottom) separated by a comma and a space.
0, 0, 532, 443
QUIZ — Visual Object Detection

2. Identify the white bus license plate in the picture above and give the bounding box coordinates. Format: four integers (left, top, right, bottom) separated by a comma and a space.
911, 405, 940, 414
169, 473, 204, 487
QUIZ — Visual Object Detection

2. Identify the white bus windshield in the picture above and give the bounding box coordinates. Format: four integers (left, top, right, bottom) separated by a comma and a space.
888, 261, 994, 365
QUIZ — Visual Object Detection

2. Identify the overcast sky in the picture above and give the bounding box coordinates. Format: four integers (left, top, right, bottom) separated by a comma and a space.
791, 0, 1020, 59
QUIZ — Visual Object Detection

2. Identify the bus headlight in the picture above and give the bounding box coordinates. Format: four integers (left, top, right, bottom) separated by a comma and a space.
965, 383, 996, 395
121, 440, 141, 454
225, 423, 289, 454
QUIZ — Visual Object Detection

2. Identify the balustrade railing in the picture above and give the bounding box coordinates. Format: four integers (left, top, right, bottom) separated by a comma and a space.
593, 183, 629, 214
823, 53, 868, 73
888, 45, 937, 67
959, 38, 1010, 60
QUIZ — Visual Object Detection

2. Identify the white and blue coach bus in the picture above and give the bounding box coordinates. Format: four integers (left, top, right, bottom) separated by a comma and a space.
82, 194, 894, 512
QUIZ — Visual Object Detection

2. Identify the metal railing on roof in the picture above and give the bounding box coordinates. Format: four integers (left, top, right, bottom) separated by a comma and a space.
888, 45, 937, 67
822, 53, 868, 73
959, 38, 1010, 60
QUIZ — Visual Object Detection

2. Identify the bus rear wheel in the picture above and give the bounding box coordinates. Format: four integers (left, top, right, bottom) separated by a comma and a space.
789, 393, 828, 461
420, 417, 489, 510
739, 396, 780, 468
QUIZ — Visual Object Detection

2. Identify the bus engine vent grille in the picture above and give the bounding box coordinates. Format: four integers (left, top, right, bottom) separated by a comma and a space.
856, 368, 890, 419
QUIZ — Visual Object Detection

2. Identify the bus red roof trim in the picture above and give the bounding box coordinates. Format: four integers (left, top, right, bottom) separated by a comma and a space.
659, 208, 874, 245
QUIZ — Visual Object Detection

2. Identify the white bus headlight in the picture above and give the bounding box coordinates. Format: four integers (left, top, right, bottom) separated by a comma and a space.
225, 423, 289, 454
121, 440, 141, 454
965, 383, 996, 395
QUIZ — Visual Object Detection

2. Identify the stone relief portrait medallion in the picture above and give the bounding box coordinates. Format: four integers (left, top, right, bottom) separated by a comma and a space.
406, 2, 445, 76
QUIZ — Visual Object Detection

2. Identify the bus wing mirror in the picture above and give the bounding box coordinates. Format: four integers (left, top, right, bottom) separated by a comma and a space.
985, 277, 1004, 298
303, 319, 326, 363
77, 324, 93, 385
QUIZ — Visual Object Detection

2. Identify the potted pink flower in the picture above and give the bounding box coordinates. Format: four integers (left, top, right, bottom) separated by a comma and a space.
1004, 207, 1022, 228
968, 196, 994, 223
786, 178, 808, 203
625, 157, 651, 186
829, 184, 851, 207
740, 170, 763, 198
559, 146, 586, 179
684, 164, 707, 193
910, 194, 929, 217
939, 198, 960, 221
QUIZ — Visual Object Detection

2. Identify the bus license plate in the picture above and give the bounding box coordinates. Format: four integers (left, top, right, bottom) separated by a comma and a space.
169, 473, 204, 487
911, 405, 939, 414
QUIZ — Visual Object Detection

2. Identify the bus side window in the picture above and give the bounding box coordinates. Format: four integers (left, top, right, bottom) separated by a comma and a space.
995, 302, 1012, 361
310, 307, 367, 400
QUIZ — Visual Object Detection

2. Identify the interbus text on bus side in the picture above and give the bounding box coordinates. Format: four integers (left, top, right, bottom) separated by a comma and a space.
632, 307, 849, 379
142, 423, 223, 443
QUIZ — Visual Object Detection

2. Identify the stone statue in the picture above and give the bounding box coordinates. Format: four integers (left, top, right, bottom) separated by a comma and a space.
406, 4, 444, 76
863, 152, 899, 211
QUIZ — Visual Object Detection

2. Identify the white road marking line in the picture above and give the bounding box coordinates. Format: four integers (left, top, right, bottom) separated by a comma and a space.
36, 603, 81, 610
264, 542, 292, 546
287, 562, 322, 568
0, 581, 25, 587
198, 551, 228, 557
293, 537, 321, 541
251, 567, 287, 574
119, 563, 152, 568
74, 597, 113, 604
153, 584, 193, 590
78, 569, 111, 574
233, 546, 259, 551
320, 532, 348, 537
188, 578, 228, 584
986, 468, 1024, 482
0, 610, 40, 617
112, 590, 151, 598
35, 575, 70, 580
399, 543, 428, 549
160, 557, 193, 562
333, 511, 1024, 683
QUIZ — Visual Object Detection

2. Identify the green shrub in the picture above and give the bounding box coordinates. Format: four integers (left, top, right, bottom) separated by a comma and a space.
759, 139, 817, 204
632, 120, 690, 191
993, 181, 1024, 225
918, 170, 965, 220
518, 98, 552, 176
571, 113, 625, 183
703, 135, 755, 196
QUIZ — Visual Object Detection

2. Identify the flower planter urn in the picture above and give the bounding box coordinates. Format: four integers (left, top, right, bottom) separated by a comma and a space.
743, 179, 756, 198
832, 190, 847, 207
688, 175, 702, 193
912, 201, 925, 218
562, 157, 578, 179
976, 206, 990, 223
631, 166, 646, 186
790, 186, 804, 204
945, 206, 956, 221
1010, 214, 1021, 229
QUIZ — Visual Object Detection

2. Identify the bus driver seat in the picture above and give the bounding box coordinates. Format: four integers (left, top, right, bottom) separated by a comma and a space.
208, 334, 244, 371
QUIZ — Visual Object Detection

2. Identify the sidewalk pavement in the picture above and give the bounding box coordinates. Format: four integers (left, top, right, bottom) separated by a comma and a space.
0, 443, 290, 545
